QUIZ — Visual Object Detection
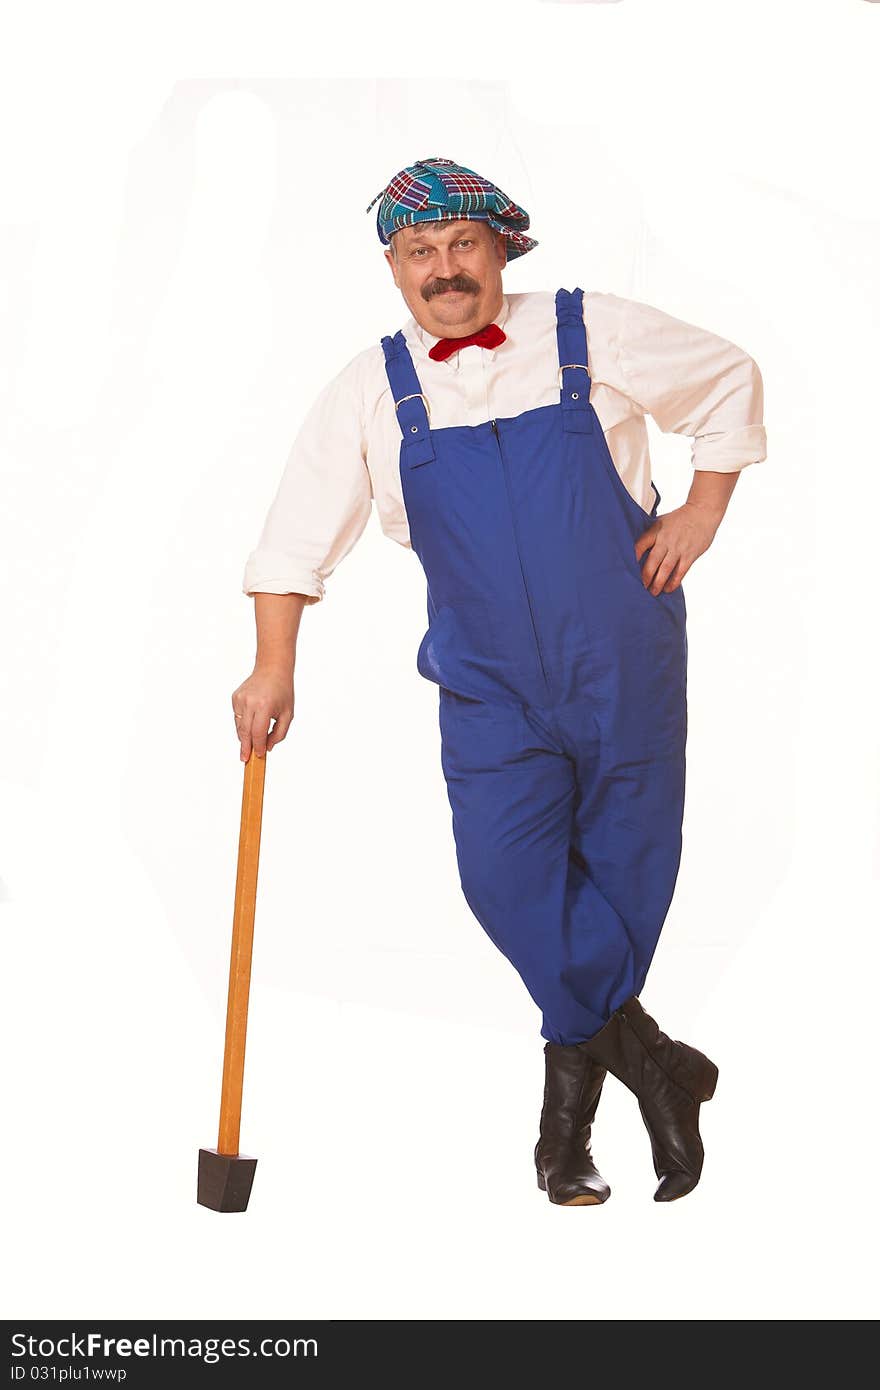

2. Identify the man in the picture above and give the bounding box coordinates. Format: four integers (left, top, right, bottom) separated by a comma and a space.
234, 156, 767, 1206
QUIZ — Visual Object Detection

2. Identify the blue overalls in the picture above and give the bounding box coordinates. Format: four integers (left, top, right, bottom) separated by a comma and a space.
381, 288, 688, 1045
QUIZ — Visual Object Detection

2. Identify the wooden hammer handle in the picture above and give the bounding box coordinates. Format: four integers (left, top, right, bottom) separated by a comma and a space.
217, 751, 267, 1156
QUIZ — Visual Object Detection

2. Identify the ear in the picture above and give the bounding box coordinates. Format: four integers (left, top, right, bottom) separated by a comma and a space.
494, 232, 508, 270
384, 247, 399, 288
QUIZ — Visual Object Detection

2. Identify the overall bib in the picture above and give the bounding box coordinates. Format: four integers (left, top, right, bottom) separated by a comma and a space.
381, 288, 688, 1045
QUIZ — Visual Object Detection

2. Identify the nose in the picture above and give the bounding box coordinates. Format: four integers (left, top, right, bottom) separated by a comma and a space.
432, 247, 461, 281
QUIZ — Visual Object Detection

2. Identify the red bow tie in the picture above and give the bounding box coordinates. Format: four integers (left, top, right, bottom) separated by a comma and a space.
428, 323, 507, 362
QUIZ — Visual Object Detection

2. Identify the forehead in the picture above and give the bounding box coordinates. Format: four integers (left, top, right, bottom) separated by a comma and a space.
393, 219, 487, 248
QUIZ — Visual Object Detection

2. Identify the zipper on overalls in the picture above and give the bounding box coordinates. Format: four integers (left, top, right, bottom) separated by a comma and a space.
490, 419, 550, 693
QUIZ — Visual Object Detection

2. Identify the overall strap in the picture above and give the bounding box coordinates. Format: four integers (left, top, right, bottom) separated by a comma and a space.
380, 330, 436, 468
555, 288, 593, 435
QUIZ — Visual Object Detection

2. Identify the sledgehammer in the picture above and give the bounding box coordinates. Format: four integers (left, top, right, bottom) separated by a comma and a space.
197, 750, 266, 1211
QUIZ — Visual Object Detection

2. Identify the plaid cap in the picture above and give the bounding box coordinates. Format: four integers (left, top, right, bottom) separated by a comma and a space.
365, 155, 538, 261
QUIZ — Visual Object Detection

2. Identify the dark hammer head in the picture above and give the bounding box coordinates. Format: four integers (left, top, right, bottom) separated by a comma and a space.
197, 1148, 258, 1212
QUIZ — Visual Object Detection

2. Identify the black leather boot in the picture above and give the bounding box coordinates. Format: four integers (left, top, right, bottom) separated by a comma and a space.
580, 995, 718, 1202
534, 1042, 611, 1205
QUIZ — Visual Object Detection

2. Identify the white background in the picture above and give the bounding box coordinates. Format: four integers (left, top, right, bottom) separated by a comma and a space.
2, 0, 877, 1322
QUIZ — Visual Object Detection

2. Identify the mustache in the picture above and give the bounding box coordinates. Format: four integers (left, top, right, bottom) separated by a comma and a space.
424, 275, 480, 300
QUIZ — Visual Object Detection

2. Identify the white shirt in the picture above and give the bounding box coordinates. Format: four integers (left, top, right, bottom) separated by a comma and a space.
242, 288, 767, 605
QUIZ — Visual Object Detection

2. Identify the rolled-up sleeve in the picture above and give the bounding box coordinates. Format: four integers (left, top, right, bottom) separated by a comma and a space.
242, 354, 373, 603
613, 295, 767, 473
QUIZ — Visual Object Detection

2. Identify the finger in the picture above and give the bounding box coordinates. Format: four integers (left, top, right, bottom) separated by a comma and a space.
634, 524, 658, 561
237, 713, 253, 763
251, 710, 272, 758
662, 556, 689, 592
266, 709, 293, 750
648, 551, 679, 595
231, 702, 246, 759
639, 542, 668, 589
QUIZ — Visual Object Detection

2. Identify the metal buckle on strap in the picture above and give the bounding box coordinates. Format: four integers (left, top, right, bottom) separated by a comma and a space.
557, 364, 589, 388
395, 392, 431, 421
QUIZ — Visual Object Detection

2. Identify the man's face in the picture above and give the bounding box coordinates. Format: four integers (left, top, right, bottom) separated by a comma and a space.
384, 219, 507, 338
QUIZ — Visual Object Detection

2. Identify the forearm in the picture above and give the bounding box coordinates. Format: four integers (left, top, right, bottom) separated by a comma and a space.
686, 469, 740, 527
253, 592, 308, 673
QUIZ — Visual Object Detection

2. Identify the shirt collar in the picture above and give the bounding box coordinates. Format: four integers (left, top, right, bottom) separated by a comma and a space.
405, 294, 510, 365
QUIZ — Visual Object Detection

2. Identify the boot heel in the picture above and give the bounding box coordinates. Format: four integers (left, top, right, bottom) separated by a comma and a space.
680, 1044, 719, 1102
699, 1058, 719, 1102
536, 1171, 547, 1191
